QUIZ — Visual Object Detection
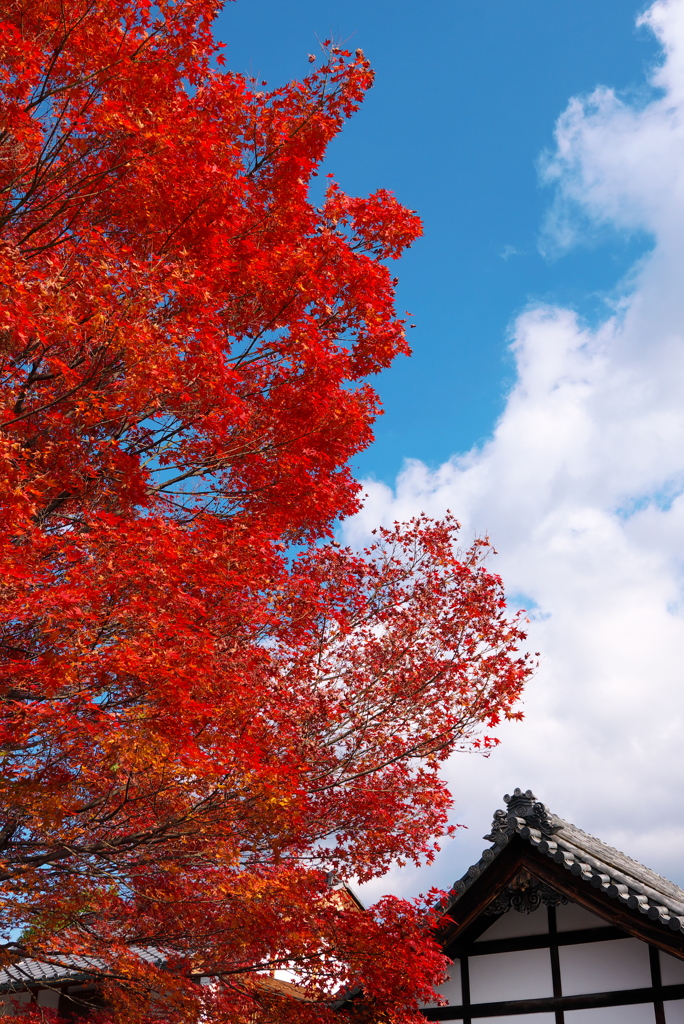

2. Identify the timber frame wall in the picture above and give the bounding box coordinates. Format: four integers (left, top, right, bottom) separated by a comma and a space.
425, 906, 684, 1021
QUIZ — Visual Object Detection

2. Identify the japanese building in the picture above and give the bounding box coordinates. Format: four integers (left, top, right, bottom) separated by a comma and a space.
2, 788, 684, 1023
424, 788, 684, 1024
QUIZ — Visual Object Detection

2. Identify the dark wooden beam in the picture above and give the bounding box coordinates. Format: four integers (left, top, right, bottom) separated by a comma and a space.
423, 981, 684, 1019
650, 943, 666, 1024
547, 906, 564, 1024
450, 923, 628, 958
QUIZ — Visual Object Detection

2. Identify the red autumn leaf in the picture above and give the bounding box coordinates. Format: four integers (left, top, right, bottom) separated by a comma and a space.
0, 4, 532, 1023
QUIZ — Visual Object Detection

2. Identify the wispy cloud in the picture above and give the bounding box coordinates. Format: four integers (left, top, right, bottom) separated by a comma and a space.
500, 243, 524, 260
348, 0, 684, 901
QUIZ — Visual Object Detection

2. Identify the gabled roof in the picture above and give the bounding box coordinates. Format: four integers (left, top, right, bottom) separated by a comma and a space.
436, 788, 684, 957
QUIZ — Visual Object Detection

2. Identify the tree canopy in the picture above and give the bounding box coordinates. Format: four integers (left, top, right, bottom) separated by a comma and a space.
0, 2, 532, 1021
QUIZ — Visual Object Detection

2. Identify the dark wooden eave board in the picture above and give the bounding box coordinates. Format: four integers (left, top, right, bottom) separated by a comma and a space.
522, 844, 684, 961
437, 837, 529, 950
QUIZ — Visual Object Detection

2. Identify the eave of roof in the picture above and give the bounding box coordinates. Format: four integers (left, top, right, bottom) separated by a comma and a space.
0, 956, 105, 993
438, 788, 684, 938
0, 948, 163, 994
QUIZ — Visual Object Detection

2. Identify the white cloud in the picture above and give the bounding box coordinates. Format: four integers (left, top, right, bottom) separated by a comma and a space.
349, 0, 684, 902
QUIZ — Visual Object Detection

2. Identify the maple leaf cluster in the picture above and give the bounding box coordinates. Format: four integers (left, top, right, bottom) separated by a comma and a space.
0, 2, 533, 1022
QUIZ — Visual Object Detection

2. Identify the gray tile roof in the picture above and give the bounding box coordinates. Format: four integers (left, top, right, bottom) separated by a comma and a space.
0, 955, 105, 992
0, 948, 163, 993
442, 788, 684, 934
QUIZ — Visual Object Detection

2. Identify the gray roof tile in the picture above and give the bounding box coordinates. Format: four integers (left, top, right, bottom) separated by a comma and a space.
0, 948, 163, 992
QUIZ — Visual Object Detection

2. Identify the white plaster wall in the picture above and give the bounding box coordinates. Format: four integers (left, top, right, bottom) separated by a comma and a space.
661, 951, 684, 986
469, 947, 554, 1002
556, 902, 607, 932
665, 999, 684, 1022
559, 937, 652, 995
475, 906, 548, 941
477, 1015, 556, 1023
565, 1006, 657, 1022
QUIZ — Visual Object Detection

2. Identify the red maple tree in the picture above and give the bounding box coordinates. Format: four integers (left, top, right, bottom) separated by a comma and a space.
0, 2, 532, 1021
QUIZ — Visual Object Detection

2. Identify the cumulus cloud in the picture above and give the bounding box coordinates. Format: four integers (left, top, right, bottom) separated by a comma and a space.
348, 0, 684, 901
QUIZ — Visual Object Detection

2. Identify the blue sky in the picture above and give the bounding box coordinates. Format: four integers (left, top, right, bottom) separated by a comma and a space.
218, 0, 657, 479
216, 2, 684, 899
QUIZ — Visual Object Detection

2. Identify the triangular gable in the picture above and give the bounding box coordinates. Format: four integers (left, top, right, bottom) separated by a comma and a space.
425, 789, 684, 1022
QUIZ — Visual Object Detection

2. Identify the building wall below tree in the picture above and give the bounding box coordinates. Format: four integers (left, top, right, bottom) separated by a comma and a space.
425, 898, 684, 1023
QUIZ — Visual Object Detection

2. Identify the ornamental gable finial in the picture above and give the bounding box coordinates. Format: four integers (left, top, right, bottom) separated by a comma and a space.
505, 788, 538, 817
484, 787, 560, 843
